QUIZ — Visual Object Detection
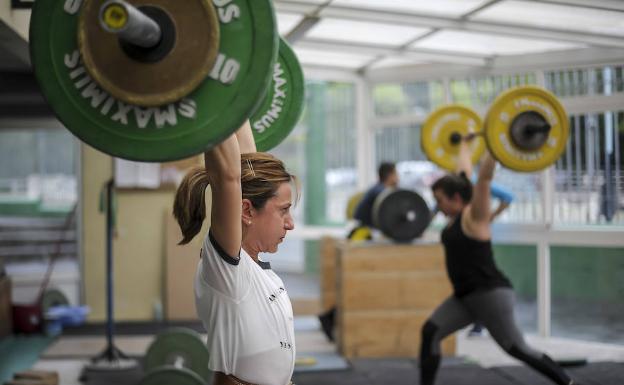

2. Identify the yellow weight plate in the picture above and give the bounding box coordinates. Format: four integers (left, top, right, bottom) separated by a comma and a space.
345, 191, 364, 220
421, 105, 485, 171
484, 86, 569, 172
347, 226, 372, 242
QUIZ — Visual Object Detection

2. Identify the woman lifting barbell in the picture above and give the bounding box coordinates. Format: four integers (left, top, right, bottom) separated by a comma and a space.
419, 136, 576, 385
173, 121, 299, 385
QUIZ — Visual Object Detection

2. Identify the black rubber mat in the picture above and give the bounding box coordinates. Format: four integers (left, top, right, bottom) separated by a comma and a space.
293, 369, 373, 385
566, 361, 624, 385
494, 361, 624, 385
350, 358, 421, 385
81, 366, 144, 385
75, 358, 624, 385
294, 358, 516, 385
435, 365, 516, 385
493, 365, 561, 385
294, 359, 624, 385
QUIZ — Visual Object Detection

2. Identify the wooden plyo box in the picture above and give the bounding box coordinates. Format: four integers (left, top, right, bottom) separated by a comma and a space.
333, 240, 456, 358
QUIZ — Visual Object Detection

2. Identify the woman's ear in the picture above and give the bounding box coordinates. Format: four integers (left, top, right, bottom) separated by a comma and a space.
241, 199, 254, 222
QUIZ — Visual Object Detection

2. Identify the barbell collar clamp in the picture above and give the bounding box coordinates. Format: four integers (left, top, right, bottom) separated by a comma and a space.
99, 0, 162, 49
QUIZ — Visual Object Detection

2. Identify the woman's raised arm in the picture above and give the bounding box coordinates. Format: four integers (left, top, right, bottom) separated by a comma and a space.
469, 151, 496, 224
204, 129, 243, 258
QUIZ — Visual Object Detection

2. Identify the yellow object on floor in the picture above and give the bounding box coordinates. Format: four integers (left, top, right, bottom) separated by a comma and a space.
295, 357, 318, 366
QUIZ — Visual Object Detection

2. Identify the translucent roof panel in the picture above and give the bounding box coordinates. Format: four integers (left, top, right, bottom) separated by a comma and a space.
282, 0, 326, 3
276, 13, 303, 36
331, 0, 490, 17
293, 47, 375, 69
305, 18, 431, 47
472, 1, 624, 37
275, 0, 326, 14
413, 30, 584, 55
370, 55, 429, 70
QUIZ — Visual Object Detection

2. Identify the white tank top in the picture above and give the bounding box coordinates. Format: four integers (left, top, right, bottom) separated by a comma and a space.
194, 231, 295, 385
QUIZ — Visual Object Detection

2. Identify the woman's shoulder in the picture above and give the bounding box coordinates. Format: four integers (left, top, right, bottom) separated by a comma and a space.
461, 208, 491, 241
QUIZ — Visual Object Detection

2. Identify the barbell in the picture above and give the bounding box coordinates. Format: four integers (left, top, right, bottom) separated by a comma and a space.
139, 327, 210, 385
422, 86, 569, 172
30, 0, 305, 162
346, 189, 431, 243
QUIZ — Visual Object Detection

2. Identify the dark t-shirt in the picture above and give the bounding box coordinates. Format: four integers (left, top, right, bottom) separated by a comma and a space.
441, 212, 512, 297
353, 183, 386, 228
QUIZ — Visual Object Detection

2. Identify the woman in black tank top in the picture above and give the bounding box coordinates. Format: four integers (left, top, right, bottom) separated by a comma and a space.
418, 137, 575, 385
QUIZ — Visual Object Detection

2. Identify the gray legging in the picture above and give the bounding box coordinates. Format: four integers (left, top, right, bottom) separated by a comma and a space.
419, 287, 572, 385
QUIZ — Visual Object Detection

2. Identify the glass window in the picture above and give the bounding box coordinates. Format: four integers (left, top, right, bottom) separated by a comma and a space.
374, 124, 442, 209
268, 81, 357, 274
492, 169, 543, 224
554, 112, 623, 226
493, 244, 538, 333
0, 128, 77, 212
545, 65, 624, 97
373, 81, 444, 117
450, 73, 537, 108
270, 80, 358, 227
551, 246, 624, 344
375, 124, 426, 165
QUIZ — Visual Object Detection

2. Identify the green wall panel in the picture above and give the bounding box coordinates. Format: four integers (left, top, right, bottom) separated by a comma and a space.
493, 244, 537, 299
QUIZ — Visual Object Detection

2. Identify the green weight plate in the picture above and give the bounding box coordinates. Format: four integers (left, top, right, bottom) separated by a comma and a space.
41, 288, 69, 313
250, 38, 305, 152
139, 367, 204, 385
30, 0, 278, 162
144, 328, 210, 381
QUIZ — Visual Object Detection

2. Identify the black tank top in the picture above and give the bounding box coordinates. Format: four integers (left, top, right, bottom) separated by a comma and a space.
441, 212, 511, 297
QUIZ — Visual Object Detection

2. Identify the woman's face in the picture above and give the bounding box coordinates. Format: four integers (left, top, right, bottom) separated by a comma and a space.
433, 188, 464, 217
249, 182, 295, 254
